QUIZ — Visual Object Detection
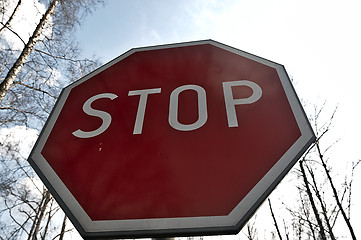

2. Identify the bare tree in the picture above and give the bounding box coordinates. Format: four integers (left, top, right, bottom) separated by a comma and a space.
268, 198, 283, 240
243, 216, 258, 240
0, 0, 22, 33
57, 215, 68, 240
0, 0, 104, 238
0, 0, 102, 128
275, 106, 359, 240
299, 159, 327, 240
0, 0, 59, 104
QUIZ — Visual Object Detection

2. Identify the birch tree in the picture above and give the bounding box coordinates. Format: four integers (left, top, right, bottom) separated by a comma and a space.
0, 0, 102, 128
0, 0, 103, 238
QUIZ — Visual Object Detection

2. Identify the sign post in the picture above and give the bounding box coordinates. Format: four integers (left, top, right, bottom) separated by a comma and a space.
29, 40, 315, 239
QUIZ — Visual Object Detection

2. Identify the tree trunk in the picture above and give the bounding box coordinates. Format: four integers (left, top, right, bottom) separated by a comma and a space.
40, 198, 54, 240
0, 0, 59, 104
316, 142, 357, 240
299, 160, 327, 240
58, 214, 67, 240
31, 190, 51, 240
27, 192, 47, 240
268, 198, 283, 240
305, 163, 336, 240
299, 193, 317, 239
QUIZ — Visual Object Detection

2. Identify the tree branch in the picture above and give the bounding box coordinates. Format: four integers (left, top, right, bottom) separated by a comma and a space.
0, 0, 59, 104
268, 198, 283, 240
0, 22, 26, 45
0, 0, 22, 33
13, 81, 57, 98
299, 160, 327, 240
316, 142, 357, 240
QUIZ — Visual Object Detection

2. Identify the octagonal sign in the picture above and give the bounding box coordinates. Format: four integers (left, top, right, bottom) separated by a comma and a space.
29, 40, 315, 239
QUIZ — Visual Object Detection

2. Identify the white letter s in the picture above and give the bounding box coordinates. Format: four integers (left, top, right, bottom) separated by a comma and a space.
72, 93, 118, 138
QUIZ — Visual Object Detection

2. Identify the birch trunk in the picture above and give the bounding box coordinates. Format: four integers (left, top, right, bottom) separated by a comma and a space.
0, 0, 59, 104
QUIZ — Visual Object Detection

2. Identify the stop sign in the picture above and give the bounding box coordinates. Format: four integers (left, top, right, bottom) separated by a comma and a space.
29, 40, 315, 239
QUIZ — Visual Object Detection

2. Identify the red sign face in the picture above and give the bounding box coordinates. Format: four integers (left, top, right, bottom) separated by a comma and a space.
29, 40, 315, 238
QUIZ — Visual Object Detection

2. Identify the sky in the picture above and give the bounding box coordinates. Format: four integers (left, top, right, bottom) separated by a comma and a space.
1, 0, 48, 50
74, 0, 361, 238
76, 0, 361, 160
1, 0, 361, 239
